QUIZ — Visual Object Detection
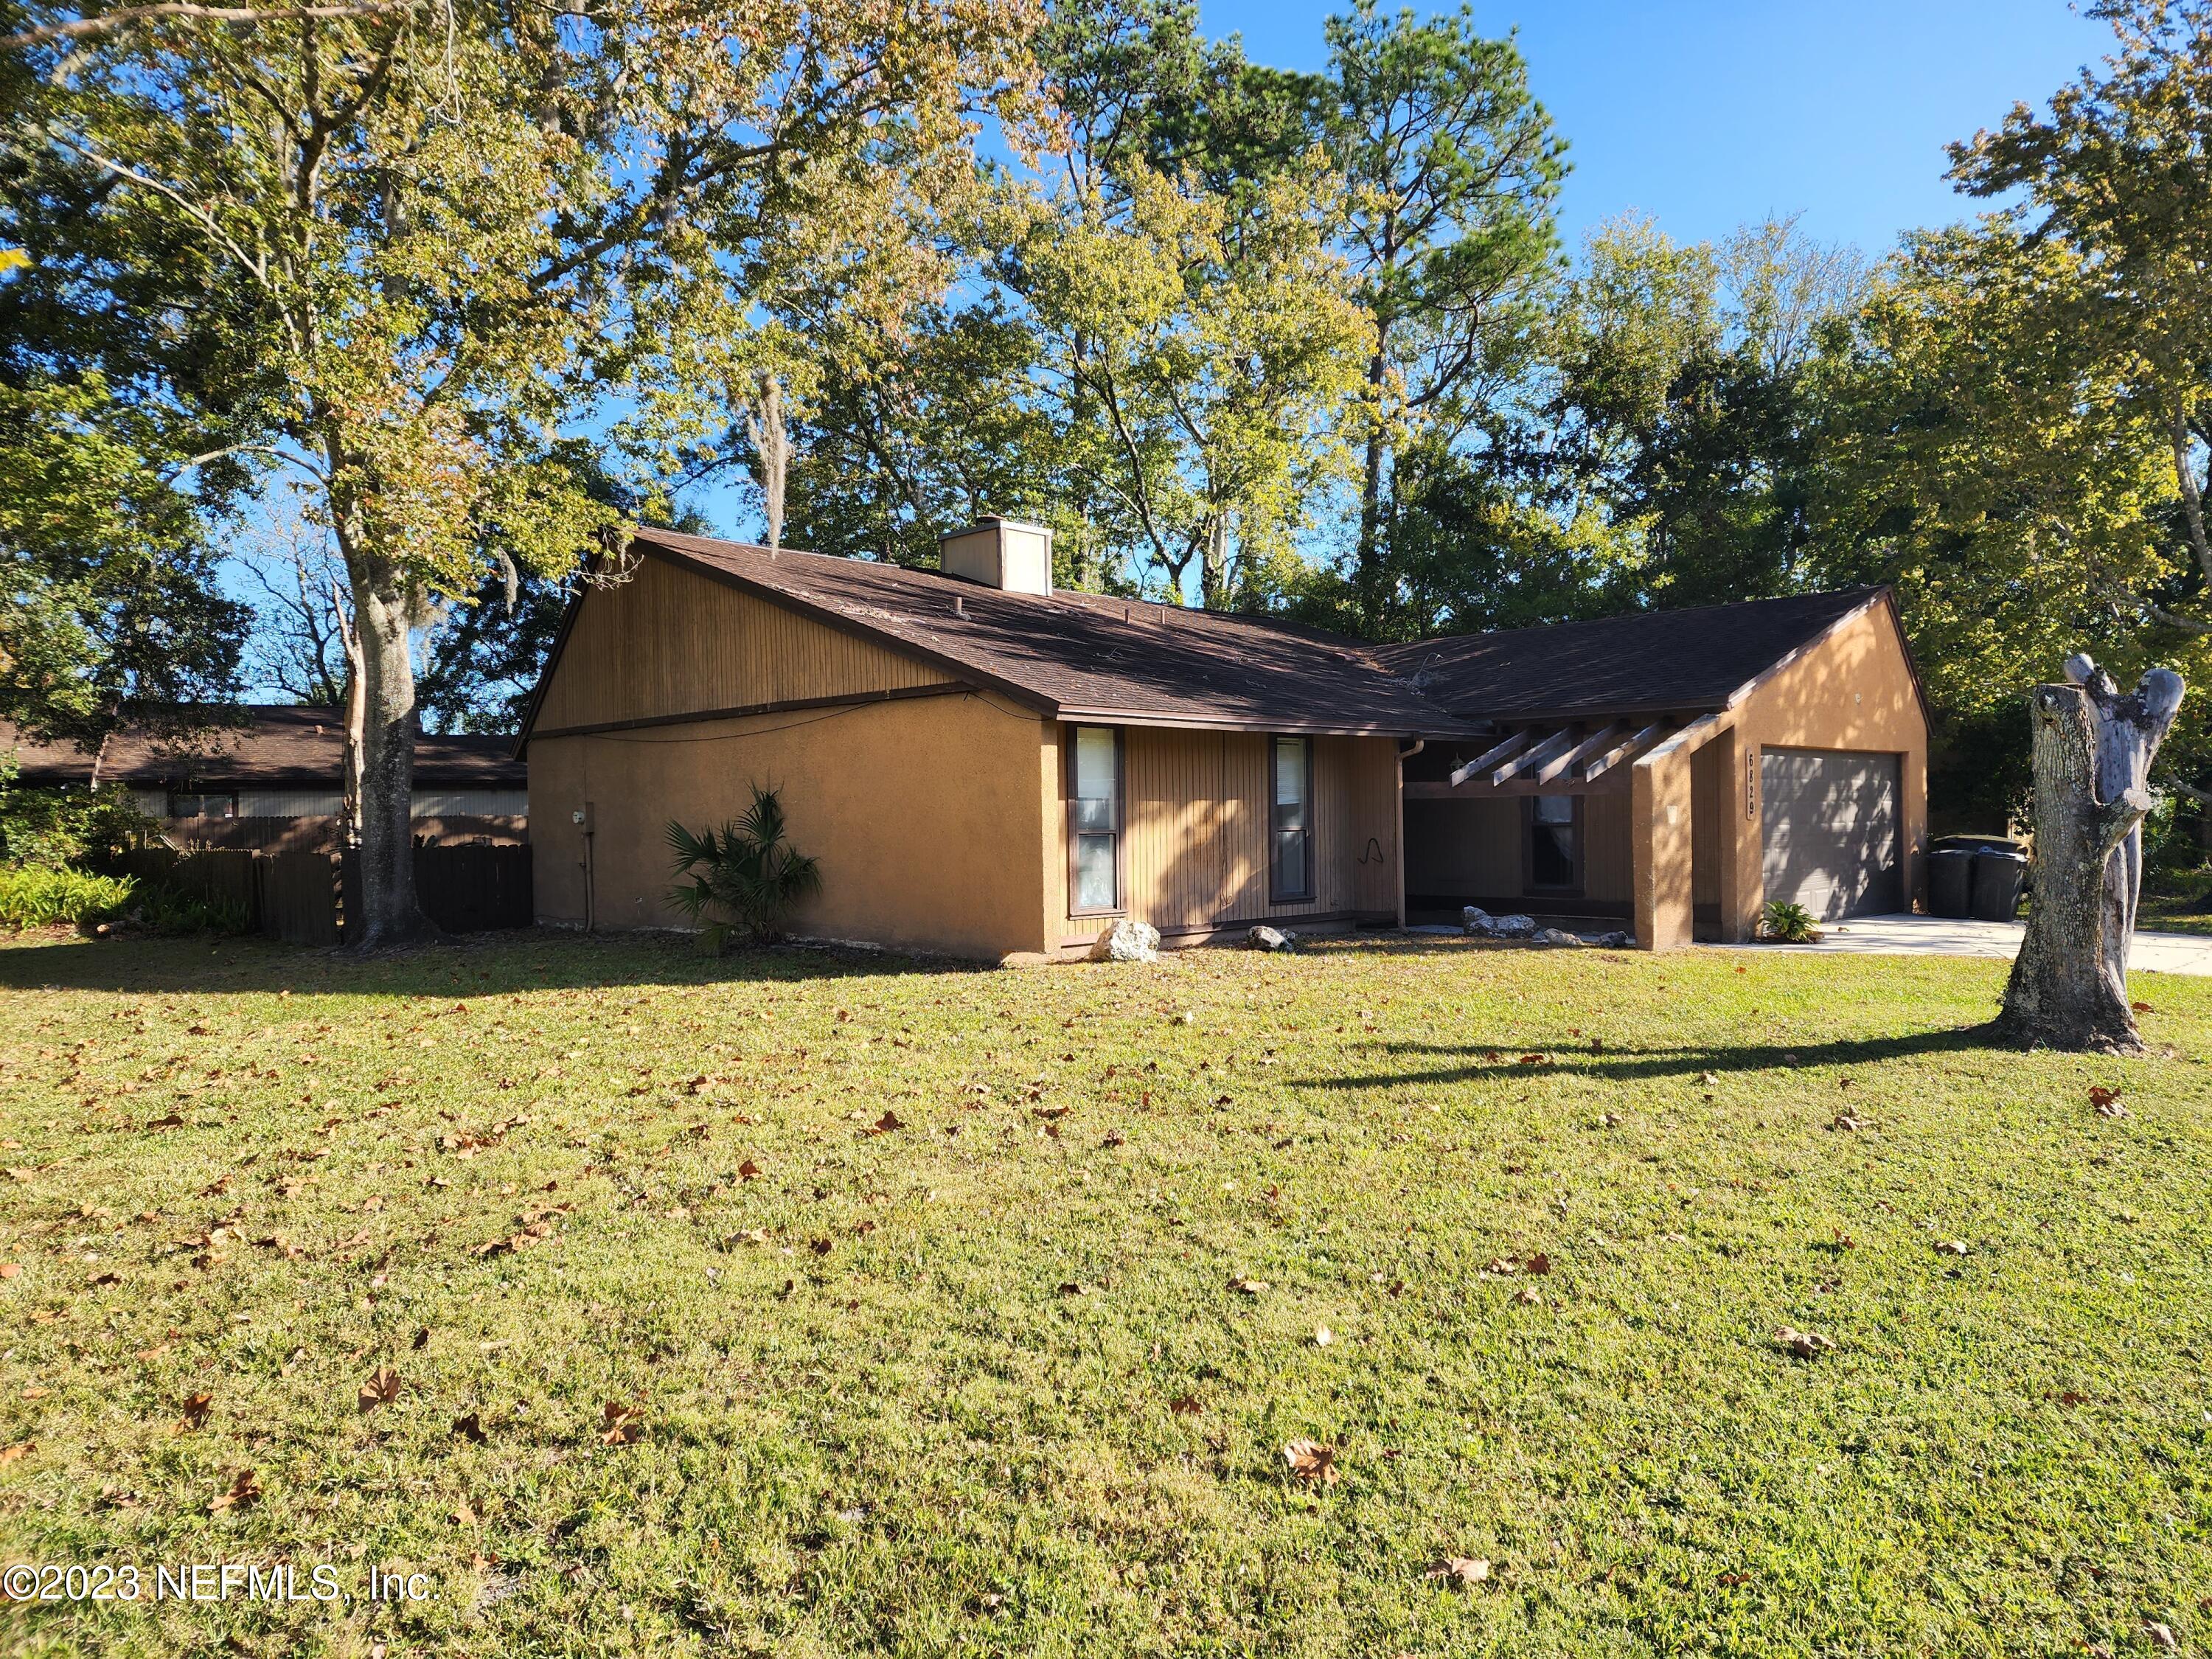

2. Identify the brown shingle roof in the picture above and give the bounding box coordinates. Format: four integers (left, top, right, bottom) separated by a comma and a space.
1, 706, 524, 788
1376, 588, 1892, 723
634, 530, 1472, 737
524, 532, 1907, 742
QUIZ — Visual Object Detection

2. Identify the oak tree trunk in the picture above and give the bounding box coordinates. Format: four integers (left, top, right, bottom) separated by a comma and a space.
1997, 661, 2183, 1053
349, 573, 433, 948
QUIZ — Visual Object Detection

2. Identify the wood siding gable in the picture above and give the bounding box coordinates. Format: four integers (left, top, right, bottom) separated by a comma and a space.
526, 551, 963, 740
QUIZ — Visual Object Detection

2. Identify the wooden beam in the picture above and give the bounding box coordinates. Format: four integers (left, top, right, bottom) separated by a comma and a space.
1530, 722, 1624, 786
1491, 725, 1579, 786
1577, 722, 1668, 785
1447, 729, 1531, 787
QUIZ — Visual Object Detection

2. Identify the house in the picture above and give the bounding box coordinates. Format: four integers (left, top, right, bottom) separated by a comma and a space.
517, 521, 1927, 959
1, 705, 528, 852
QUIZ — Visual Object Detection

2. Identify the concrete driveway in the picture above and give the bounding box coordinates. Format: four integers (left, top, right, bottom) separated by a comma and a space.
1732, 912, 2212, 977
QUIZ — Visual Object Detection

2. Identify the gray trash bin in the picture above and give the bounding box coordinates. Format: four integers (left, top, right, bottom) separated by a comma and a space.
1928, 849, 1974, 919
1969, 849, 2029, 922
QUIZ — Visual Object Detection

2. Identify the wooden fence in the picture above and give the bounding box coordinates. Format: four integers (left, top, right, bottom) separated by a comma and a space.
116, 845, 532, 942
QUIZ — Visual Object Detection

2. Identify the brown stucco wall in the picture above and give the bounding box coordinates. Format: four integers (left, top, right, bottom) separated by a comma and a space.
529, 692, 1055, 961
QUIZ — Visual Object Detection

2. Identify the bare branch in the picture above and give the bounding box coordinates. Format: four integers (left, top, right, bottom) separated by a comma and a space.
1, 1, 411, 51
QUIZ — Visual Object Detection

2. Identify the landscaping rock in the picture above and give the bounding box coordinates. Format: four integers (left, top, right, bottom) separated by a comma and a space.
1592, 930, 1634, 949
1532, 927, 1583, 947
1489, 913, 1536, 939
1091, 919, 1161, 963
1248, 925, 1296, 953
1461, 905, 1492, 935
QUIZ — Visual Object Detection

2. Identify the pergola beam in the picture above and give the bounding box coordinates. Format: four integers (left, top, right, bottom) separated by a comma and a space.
1577, 722, 1669, 785
1490, 725, 1579, 786
1447, 729, 1531, 788
1530, 722, 1625, 786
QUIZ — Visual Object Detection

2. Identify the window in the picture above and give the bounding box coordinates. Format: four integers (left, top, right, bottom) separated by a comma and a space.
167, 792, 236, 820
1270, 736, 1314, 902
1529, 794, 1579, 890
1068, 726, 1122, 914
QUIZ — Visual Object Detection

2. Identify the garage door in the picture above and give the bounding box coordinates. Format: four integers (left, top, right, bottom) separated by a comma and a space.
1760, 749, 1902, 920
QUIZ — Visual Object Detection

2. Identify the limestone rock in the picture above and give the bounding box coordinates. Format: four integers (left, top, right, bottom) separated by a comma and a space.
1532, 927, 1583, 947
1489, 913, 1536, 939
1248, 925, 1296, 953
1091, 919, 1161, 963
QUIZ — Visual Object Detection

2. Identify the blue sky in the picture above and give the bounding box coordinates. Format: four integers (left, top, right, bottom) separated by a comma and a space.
1204, 0, 2111, 255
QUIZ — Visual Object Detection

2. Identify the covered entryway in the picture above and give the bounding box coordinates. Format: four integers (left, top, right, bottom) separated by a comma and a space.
1759, 748, 1902, 920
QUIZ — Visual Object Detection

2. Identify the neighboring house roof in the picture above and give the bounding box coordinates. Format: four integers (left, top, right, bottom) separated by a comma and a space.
528, 532, 1913, 744
1, 705, 526, 790
1377, 588, 1905, 723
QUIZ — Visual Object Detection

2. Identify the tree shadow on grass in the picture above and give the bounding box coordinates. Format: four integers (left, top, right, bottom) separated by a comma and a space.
1301, 1025, 2004, 1092
0, 928, 998, 1001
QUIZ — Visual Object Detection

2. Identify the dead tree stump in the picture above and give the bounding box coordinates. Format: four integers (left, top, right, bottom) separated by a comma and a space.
1997, 660, 2184, 1053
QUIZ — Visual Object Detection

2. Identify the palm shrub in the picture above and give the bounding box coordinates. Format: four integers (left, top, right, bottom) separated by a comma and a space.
664, 786, 822, 951
1759, 900, 1820, 943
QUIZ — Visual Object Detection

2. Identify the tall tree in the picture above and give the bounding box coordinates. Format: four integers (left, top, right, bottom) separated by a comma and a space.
1950, 0, 2212, 636
1324, 0, 1565, 628
4, 0, 1040, 943
1009, 153, 1369, 605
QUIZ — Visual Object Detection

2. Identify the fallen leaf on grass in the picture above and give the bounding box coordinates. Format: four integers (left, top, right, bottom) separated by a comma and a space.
19, 1388, 46, 1402
1057, 1281, 1087, 1298
175, 1393, 212, 1433
1425, 1557, 1489, 1589
1227, 1276, 1268, 1295
2144, 1622, 2177, 1652
737, 1159, 763, 1180
451, 1412, 486, 1444
0, 1443, 32, 1466
1934, 1239, 1969, 1256
0, 1264, 18, 1280
358, 1366, 400, 1413
1102, 1130, 1126, 1147
1524, 1253, 1551, 1276
872, 1111, 905, 1134
1829, 1115, 1863, 1132
1774, 1326, 1835, 1359
1697, 1071, 1719, 1086
209, 1469, 261, 1512
598, 1402, 642, 1445
1281, 1439, 1338, 1484
449, 1499, 479, 1526
1168, 1395, 1203, 1416
1512, 1286, 1543, 1306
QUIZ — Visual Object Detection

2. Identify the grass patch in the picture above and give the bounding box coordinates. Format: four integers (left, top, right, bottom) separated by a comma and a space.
1, 931, 2209, 1656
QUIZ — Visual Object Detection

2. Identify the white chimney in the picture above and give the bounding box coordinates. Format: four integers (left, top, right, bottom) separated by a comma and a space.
938, 517, 1054, 597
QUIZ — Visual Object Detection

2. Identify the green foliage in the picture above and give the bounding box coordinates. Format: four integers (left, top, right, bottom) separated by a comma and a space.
1759, 900, 1820, 944
0, 378, 248, 748
0, 864, 132, 928
0, 768, 153, 872
131, 879, 252, 936
664, 787, 824, 950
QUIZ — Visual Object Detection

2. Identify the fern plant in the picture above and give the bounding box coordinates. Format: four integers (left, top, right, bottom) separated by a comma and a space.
664, 785, 822, 951
1759, 899, 1820, 944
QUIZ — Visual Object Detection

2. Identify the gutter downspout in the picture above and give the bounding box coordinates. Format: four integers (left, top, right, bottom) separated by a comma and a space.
1395, 740, 1424, 930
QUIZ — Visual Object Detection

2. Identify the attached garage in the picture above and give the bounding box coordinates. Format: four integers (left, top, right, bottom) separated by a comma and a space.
1759, 748, 1902, 920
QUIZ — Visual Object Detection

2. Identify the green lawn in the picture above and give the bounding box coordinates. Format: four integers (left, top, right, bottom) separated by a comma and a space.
1, 929, 2209, 1658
